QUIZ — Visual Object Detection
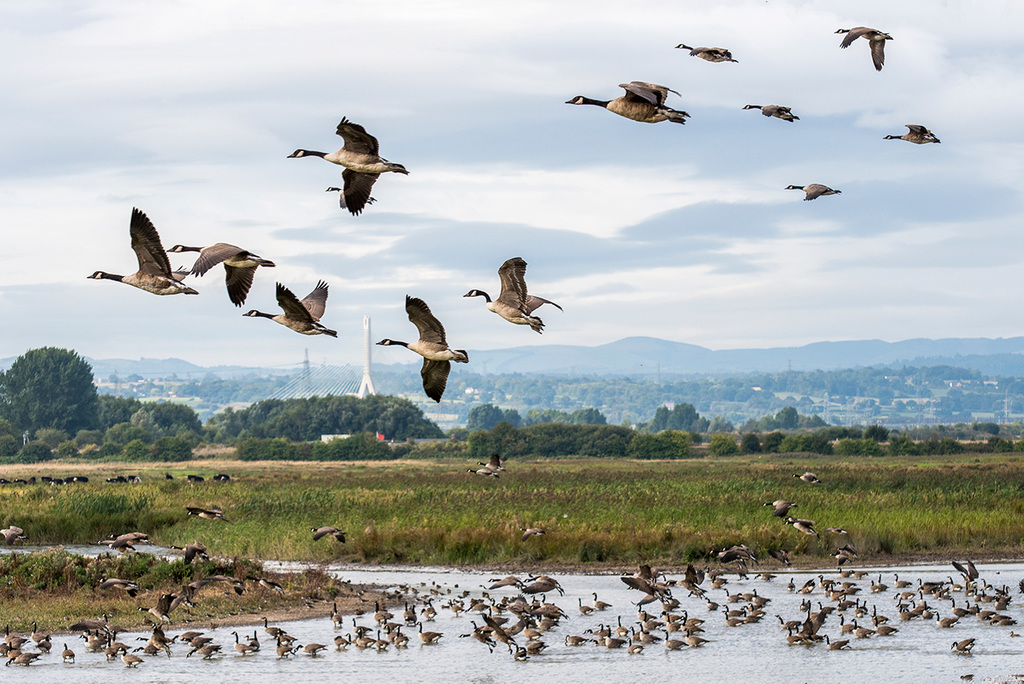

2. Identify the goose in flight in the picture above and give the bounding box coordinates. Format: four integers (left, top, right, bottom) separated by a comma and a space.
786, 184, 841, 201
464, 257, 562, 334
89, 208, 198, 295
884, 124, 940, 144
377, 295, 468, 402
566, 82, 689, 124
836, 27, 892, 71
168, 243, 275, 306
288, 117, 408, 215
312, 526, 346, 542
675, 44, 738, 63
244, 281, 337, 337
743, 104, 799, 122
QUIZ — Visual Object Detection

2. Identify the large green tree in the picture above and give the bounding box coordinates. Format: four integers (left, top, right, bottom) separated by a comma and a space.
0, 348, 98, 435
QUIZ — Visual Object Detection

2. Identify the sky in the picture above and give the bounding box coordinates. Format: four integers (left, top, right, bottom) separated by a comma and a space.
2, 0, 1023, 374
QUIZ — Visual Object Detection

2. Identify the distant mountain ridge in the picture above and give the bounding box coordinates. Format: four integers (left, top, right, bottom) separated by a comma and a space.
4, 336, 1024, 378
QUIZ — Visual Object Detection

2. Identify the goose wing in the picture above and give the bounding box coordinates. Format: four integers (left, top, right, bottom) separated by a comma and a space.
300, 280, 330, 321
224, 265, 257, 307
190, 243, 244, 276
524, 295, 562, 314
869, 38, 886, 71
275, 283, 317, 323
839, 27, 870, 48
335, 117, 380, 156
405, 295, 447, 345
620, 81, 677, 107
495, 257, 530, 309
420, 359, 451, 402
129, 208, 173, 277
340, 169, 379, 216
313, 526, 341, 541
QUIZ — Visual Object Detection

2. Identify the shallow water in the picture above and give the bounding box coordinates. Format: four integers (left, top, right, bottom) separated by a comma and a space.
5, 559, 1024, 683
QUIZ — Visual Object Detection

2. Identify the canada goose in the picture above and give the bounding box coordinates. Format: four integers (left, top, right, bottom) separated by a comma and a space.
168, 540, 209, 564
764, 500, 797, 517
97, 578, 139, 597
521, 527, 545, 541
1, 526, 26, 545
5, 652, 41, 666
936, 613, 960, 628
167, 243, 275, 306
377, 295, 468, 402
188, 574, 245, 595
187, 643, 223, 659
743, 104, 799, 121
767, 549, 791, 566
951, 637, 976, 653
824, 634, 850, 650
488, 575, 523, 590
244, 281, 337, 337
142, 593, 178, 622
417, 622, 443, 645
522, 575, 564, 596
565, 82, 689, 124
312, 526, 346, 543
325, 187, 377, 213
89, 208, 198, 296
230, 631, 257, 655
685, 635, 710, 647
464, 257, 562, 334
121, 653, 143, 667
675, 44, 738, 63
61, 643, 75, 662
302, 642, 327, 656
786, 185, 841, 201
478, 453, 506, 472
786, 517, 818, 536
796, 471, 822, 483
468, 467, 500, 478
884, 124, 940, 144
593, 592, 612, 611
185, 505, 229, 522
288, 117, 408, 216
836, 27, 892, 71
825, 527, 849, 535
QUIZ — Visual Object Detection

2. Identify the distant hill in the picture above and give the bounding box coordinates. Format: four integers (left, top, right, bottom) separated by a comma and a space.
434, 336, 1024, 376
5, 336, 1024, 378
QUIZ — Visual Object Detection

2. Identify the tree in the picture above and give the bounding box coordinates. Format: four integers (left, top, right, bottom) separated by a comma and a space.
864, 425, 890, 442
97, 395, 144, 430
741, 433, 762, 453
775, 407, 799, 430
0, 347, 99, 435
467, 404, 507, 431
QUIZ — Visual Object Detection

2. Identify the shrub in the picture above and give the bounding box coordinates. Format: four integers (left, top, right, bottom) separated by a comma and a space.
236, 437, 297, 461
709, 434, 739, 456
834, 438, 884, 457
151, 436, 194, 462
55, 440, 78, 459
887, 434, 919, 456
864, 425, 890, 442
17, 440, 54, 463
35, 428, 68, 448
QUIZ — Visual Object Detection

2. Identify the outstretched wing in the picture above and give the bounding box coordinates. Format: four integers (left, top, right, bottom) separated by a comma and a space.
190, 243, 243, 276
495, 257, 530, 309
405, 295, 447, 345
335, 117, 380, 155
340, 169, 379, 216
276, 283, 316, 323
300, 280, 330, 321
420, 359, 451, 402
130, 208, 173, 276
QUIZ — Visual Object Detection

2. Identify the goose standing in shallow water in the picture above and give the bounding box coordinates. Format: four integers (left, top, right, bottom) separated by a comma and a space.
675, 44, 738, 63
884, 124, 940, 144
836, 27, 892, 71
786, 185, 841, 201
565, 82, 689, 124
288, 117, 408, 215
89, 208, 198, 296
244, 281, 337, 337
743, 104, 799, 122
377, 296, 468, 402
168, 243, 275, 306
464, 257, 562, 334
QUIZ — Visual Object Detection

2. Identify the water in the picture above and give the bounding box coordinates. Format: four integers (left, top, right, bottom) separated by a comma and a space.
5, 559, 1024, 683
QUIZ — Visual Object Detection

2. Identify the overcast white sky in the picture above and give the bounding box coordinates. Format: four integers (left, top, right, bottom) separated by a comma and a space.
2, 0, 1022, 372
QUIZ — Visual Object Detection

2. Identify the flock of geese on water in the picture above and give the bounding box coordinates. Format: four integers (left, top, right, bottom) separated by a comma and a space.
1, 552, 1016, 669
84, 23, 939, 403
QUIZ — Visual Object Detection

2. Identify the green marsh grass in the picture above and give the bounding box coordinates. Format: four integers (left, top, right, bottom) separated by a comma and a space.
4, 454, 1024, 569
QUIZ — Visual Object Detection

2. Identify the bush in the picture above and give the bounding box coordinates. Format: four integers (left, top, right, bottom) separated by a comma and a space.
16, 440, 54, 463
236, 437, 297, 461
75, 429, 103, 447
864, 425, 890, 442
709, 434, 739, 456
35, 428, 68, 448
834, 438, 884, 457
55, 440, 78, 459
628, 431, 691, 459
104, 422, 152, 448
762, 431, 785, 453
740, 433, 761, 453
0, 435, 19, 460
121, 439, 151, 461
887, 434, 919, 456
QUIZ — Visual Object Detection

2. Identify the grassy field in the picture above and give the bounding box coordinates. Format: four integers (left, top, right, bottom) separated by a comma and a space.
3, 453, 1024, 569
